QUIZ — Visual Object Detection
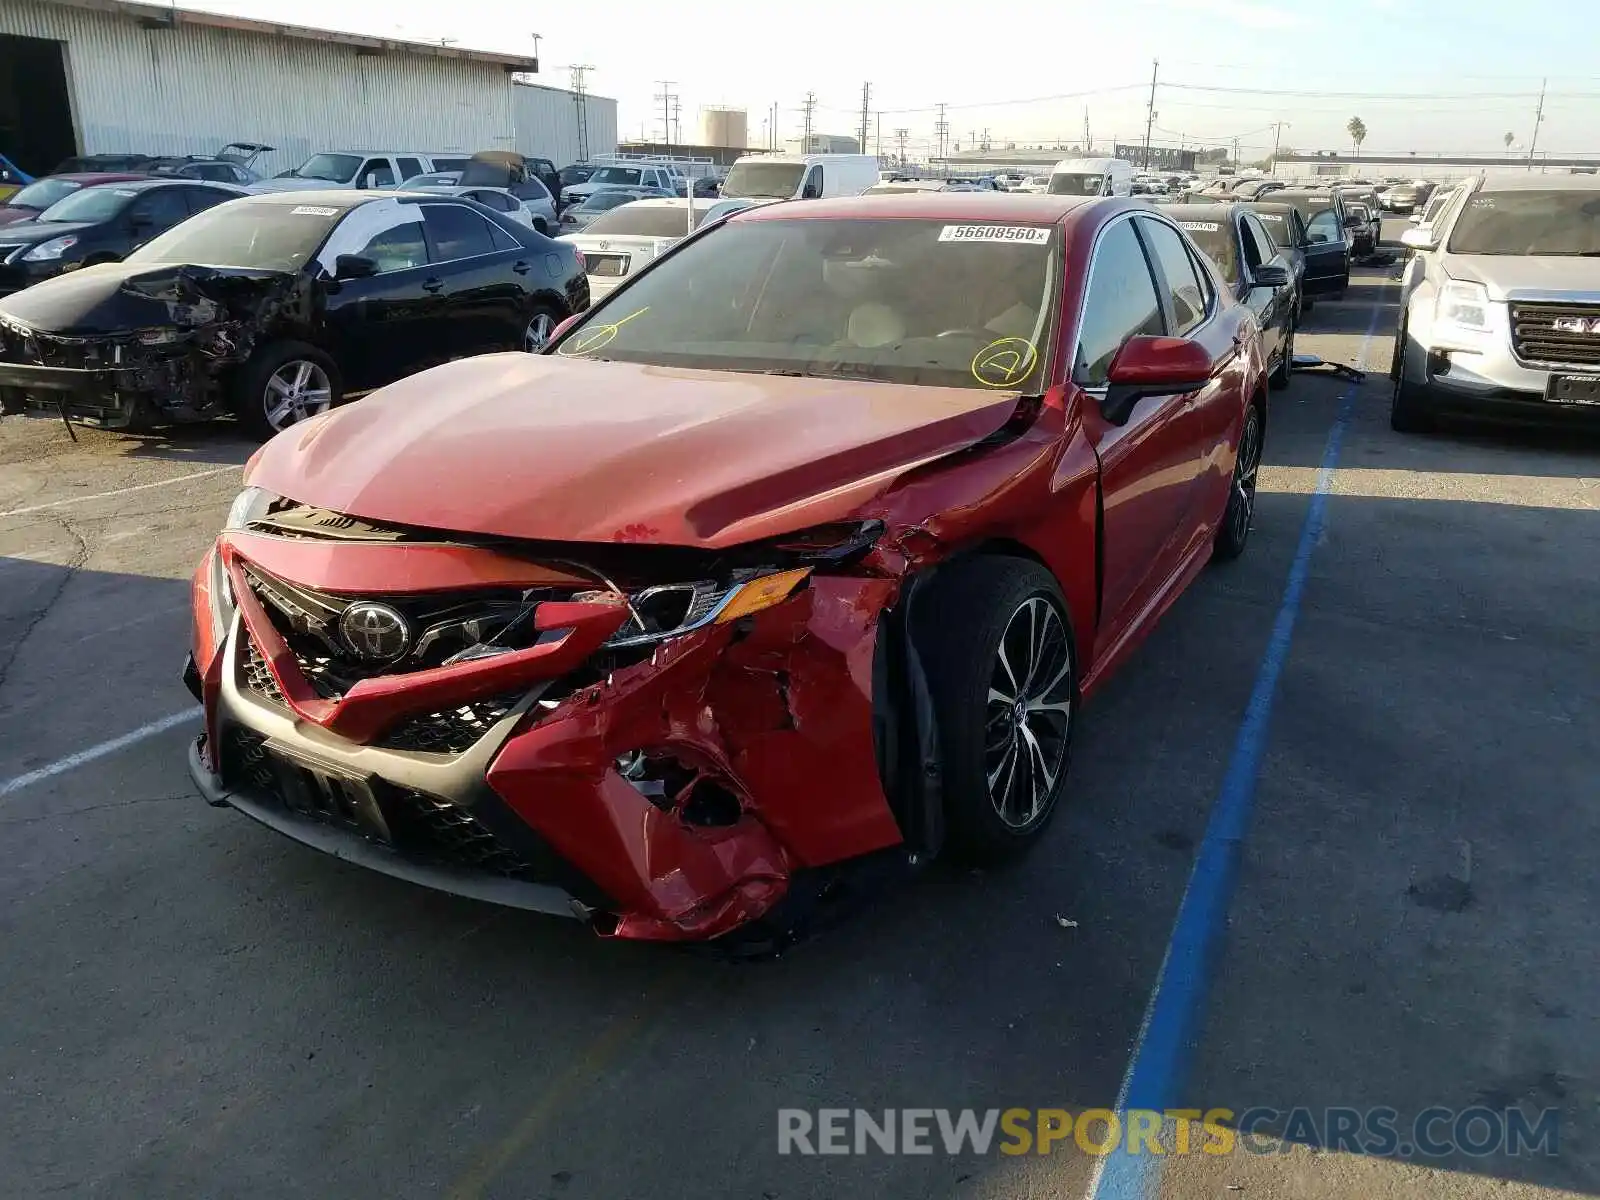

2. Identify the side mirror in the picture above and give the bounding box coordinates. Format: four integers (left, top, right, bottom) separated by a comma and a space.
1099, 336, 1212, 426
1399, 227, 1436, 251
1407, 213, 1423, 224
800, 183, 821, 200
335, 254, 379, 280
1252, 264, 1289, 288
361, 173, 383, 190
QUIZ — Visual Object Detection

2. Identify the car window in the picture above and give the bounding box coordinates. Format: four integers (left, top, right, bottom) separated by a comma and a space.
465, 190, 509, 212
1138, 217, 1208, 335
1075, 218, 1164, 386
396, 158, 424, 184
485, 219, 520, 251
423, 204, 498, 260
355, 219, 429, 272
1305, 208, 1341, 244
1245, 213, 1279, 258
360, 159, 396, 188
1238, 217, 1270, 271
131, 188, 193, 231
803, 166, 825, 198
183, 187, 234, 216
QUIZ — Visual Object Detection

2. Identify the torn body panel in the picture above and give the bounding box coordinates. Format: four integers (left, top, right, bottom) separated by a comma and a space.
0, 265, 303, 427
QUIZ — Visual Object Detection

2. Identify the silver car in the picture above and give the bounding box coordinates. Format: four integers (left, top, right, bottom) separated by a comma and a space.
558, 187, 672, 233
403, 183, 558, 235
1392, 173, 1600, 432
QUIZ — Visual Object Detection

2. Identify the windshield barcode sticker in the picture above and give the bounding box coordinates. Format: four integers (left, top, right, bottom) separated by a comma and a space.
1180, 221, 1222, 232
938, 225, 1052, 244
291, 206, 340, 216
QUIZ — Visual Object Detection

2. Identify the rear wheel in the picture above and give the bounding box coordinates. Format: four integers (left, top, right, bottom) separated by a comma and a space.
233, 341, 340, 439
917, 558, 1076, 862
524, 306, 560, 352
1214, 402, 1263, 561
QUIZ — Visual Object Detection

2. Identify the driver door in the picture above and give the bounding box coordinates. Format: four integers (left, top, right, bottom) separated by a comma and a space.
317, 208, 444, 389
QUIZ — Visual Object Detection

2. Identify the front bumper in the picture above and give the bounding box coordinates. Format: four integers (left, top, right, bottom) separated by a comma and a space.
187, 541, 905, 942
1399, 325, 1600, 426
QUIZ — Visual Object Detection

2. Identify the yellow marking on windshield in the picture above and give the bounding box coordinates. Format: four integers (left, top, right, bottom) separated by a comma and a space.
558, 306, 650, 356
971, 338, 1039, 388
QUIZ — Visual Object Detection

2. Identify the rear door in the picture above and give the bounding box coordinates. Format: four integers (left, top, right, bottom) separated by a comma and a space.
421, 202, 528, 356
1238, 212, 1292, 363
1077, 216, 1201, 650
1301, 203, 1350, 295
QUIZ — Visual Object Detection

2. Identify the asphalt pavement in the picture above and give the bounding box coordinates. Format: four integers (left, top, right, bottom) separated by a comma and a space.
1, 221, 1597, 1199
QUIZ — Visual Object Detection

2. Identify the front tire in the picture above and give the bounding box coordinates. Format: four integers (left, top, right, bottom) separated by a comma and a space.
524, 305, 561, 353
916, 558, 1076, 862
233, 341, 340, 439
1390, 375, 1434, 434
1214, 401, 1263, 561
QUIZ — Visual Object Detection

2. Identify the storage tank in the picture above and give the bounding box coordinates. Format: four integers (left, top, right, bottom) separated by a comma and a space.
699, 107, 749, 149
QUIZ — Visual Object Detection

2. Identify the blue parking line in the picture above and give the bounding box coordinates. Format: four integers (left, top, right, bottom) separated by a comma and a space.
1089, 306, 1384, 1200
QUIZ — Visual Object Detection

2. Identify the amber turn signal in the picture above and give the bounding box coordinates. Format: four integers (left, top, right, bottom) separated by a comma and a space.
714, 568, 812, 623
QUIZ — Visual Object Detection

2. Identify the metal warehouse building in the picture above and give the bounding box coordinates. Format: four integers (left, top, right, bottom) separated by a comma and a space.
0, 0, 618, 178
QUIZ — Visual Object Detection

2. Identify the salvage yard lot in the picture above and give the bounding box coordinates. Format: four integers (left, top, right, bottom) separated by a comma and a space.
2, 233, 1598, 1199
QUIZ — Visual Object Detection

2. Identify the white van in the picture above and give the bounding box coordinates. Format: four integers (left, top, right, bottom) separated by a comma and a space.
719, 153, 880, 204
1047, 157, 1134, 198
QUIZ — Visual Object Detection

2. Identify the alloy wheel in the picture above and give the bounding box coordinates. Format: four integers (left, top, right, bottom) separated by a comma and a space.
263, 360, 332, 431
525, 312, 556, 352
1231, 406, 1263, 546
984, 596, 1073, 829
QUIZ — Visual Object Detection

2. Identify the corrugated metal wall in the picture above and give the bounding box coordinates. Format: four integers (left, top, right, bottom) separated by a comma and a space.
512, 83, 618, 166
0, 0, 526, 177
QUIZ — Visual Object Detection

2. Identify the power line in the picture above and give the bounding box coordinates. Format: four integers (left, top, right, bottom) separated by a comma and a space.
858, 82, 872, 155
654, 80, 677, 148
934, 102, 949, 160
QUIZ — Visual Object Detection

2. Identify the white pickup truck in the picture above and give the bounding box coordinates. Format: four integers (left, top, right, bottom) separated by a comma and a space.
249, 152, 470, 194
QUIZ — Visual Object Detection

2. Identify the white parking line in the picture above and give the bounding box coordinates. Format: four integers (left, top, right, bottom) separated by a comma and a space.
0, 466, 238, 520
0, 707, 201, 799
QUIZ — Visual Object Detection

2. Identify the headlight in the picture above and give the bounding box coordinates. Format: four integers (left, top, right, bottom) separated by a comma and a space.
22, 235, 78, 262
224, 486, 276, 532
1435, 280, 1491, 334
588, 568, 812, 649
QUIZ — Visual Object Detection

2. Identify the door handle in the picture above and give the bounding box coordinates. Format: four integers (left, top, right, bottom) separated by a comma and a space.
422, 278, 444, 294
512, 260, 531, 275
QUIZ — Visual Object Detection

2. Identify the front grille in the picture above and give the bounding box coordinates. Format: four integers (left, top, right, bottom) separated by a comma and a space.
242, 636, 287, 706
219, 727, 550, 882
1509, 301, 1600, 367
0, 320, 126, 369
377, 693, 525, 755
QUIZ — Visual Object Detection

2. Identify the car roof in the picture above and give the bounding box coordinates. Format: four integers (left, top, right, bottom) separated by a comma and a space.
1475, 172, 1600, 192
234, 189, 382, 210
737, 192, 1097, 223
1157, 202, 1239, 225
49, 172, 149, 184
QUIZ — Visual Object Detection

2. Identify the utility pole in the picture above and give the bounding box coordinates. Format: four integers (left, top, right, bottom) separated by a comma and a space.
1527, 78, 1546, 171
1232, 136, 1241, 168
1140, 58, 1159, 172
569, 65, 594, 162
980, 127, 990, 152
894, 127, 909, 165
858, 82, 872, 156
655, 81, 677, 149
1269, 120, 1289, 172
875, 112, 881, 157
1083, 107, 1091, 154
770, 102, 778, 150
934, 102, 949, 162
801, 91, 817, 153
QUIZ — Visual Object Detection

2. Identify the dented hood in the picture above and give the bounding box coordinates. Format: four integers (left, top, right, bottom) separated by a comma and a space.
248, 354, 1023, 548
0, 262, 298, 336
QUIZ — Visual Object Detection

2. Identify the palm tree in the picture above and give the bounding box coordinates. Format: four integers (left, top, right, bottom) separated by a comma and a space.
1347, 116, 1368, 158
1504, 131, 1516, 151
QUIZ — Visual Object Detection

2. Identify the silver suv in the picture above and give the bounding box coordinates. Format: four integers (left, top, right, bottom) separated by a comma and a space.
1392, 173, 1600, 432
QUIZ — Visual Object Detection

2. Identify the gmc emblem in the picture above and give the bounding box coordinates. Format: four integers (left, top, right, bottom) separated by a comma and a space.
1551, 316, 1600, 334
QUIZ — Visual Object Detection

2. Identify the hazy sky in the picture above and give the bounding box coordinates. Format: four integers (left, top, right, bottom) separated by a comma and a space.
191, 0, 1597, 158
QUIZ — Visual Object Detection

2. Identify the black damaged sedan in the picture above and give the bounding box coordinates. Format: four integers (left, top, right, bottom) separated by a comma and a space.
0, 189, 588, 437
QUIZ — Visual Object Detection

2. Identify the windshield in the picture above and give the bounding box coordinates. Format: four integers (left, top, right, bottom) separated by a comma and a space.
127, 200, 335, 271
1175, 219, 1237, 285
10, 178, 82, 210
290, 154, 360, 183
580, 206, 702, 237
720, 162, 806, 200
1048, 172, 1106, 197
38, 186, 138, 223
589, 167, 645, 186
577, 192, 642, 213
555, 217, 1059, 391
1448, 191, 1600, 256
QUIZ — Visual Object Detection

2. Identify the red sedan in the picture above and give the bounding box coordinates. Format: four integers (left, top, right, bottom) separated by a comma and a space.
184, 193, 1269, 946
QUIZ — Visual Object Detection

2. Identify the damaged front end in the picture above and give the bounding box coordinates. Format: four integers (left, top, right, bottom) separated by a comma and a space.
0, 265, 300, 429
187, 500, 933, 948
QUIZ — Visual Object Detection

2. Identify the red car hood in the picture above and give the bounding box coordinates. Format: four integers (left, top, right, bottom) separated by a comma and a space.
0, 207, 40, 227
248, 354, 1022, 548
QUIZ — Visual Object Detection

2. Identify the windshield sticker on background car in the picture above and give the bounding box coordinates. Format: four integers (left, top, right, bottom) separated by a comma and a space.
557, 307, 651, 356
1180, 221, 1222, 232
114, 190, 138, 197
291, 206, 341, 217
971, 338, 1039, 387
937, 225, 1052, 245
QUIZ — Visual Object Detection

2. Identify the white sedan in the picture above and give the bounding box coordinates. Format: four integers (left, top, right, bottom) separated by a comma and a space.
557, 197, 727, 299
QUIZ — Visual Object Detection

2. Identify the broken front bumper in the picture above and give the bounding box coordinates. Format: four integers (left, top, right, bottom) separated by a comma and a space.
187, 543, 907, 943
0, 359, 170, 426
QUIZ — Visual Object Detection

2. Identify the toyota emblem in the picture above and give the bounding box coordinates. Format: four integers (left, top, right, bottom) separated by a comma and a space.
338, 602, 412, 663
